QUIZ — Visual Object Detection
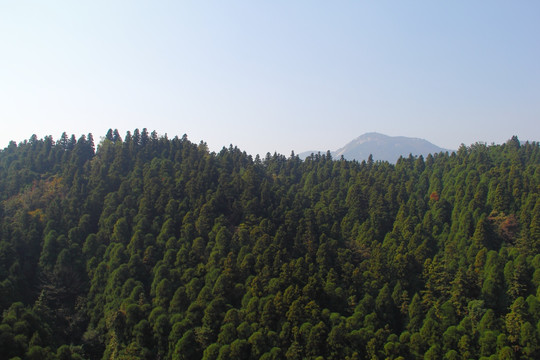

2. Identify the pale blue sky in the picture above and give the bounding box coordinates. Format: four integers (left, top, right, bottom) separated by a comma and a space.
1, 1, 539, 156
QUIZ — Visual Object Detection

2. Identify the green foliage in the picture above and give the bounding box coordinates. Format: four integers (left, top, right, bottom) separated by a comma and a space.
0, 131, 538, 358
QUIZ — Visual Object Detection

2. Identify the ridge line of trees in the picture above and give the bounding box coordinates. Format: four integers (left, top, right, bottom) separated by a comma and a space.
0, 130, 538, 359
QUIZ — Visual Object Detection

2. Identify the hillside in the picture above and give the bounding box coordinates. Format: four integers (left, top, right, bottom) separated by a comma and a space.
0, 130, 539, 359
300, 132, 450, 163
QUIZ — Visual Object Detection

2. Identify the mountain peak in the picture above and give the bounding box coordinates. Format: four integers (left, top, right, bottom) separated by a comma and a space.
301, 133, 450, 163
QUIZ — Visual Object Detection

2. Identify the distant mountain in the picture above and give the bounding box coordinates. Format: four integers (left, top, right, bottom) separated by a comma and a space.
299, 132, 451, 163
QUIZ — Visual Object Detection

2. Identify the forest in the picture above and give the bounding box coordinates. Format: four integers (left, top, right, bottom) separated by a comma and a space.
0, 129, 539, 360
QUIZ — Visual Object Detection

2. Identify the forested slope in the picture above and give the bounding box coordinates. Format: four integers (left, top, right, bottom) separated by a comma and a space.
0, 129, 539, 360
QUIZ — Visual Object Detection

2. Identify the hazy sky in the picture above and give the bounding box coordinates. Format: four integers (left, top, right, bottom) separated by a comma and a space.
1, 1, 539, 156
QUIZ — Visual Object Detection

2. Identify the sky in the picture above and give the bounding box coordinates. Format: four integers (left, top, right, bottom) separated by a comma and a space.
1, 1, 539, 156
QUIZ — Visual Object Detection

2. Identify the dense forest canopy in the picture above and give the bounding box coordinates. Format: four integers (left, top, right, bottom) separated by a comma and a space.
0, 129, 539, 360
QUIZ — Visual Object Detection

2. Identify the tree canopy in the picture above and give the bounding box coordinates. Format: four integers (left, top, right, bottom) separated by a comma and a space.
0, 130, 539, 359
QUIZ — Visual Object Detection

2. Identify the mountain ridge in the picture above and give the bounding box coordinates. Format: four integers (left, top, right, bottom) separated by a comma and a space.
300, 132, 452, 163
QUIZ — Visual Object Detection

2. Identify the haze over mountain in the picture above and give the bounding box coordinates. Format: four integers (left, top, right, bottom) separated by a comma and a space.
300, 132, 451, 163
